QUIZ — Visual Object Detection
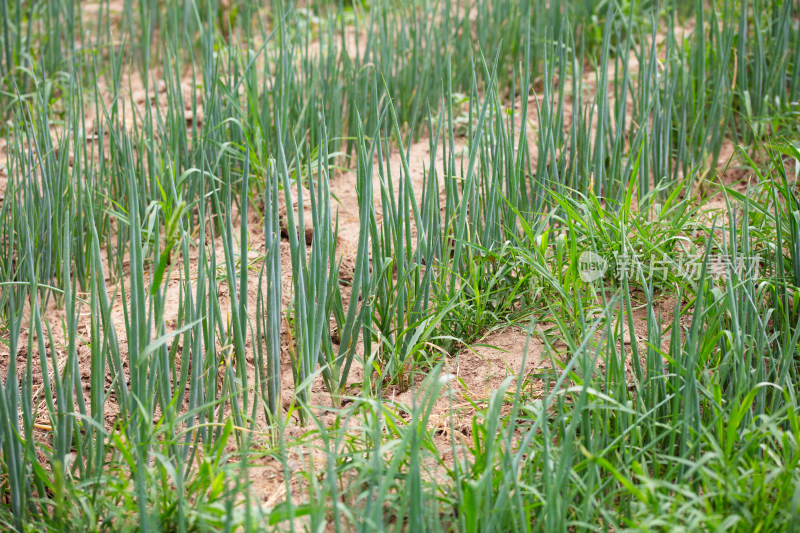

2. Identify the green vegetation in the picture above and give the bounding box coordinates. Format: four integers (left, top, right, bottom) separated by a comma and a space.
0, 0, 799, 530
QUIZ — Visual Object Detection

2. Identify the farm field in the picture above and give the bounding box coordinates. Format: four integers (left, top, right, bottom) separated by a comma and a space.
0, 0, 799, 530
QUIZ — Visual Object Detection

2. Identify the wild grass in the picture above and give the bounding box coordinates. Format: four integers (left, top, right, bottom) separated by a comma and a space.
0, 0, 798, 530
